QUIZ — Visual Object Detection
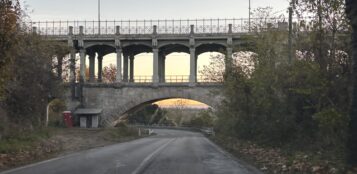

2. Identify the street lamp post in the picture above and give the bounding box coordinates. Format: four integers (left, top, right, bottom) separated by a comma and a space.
98, 0, 101, 35
249, 0, 251, 32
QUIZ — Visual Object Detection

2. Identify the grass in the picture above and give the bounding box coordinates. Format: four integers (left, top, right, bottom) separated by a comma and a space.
0, 129, 52, 154
104, 126, 140, 141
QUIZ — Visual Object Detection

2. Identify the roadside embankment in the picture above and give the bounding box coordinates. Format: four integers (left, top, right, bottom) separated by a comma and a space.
0, 126, 146, 171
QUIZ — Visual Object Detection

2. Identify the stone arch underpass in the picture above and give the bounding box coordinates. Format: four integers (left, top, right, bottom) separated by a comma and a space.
67, 84, 224, 127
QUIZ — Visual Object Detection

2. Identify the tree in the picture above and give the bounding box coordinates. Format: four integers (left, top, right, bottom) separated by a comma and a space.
102, 64, 117, 82
293, 0, 350, 70
0, 0, 21, 100
3, 35, 65, 127
0, 1, 66, 130
211, 5, 350, 149
199, 55, 225, 82
346, 0, 357, 167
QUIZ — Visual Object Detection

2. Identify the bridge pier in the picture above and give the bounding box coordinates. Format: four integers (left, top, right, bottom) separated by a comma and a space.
123, 54, 129, 82
158, 53, 166, 83
97, 53, 103, 82
189, 48, 197, 84
116, 48, 122, 82
89, 53, 95, 82
129, 55, 135, 82
153, 48, 159, 83
226, 47, 233, 70
79, 49, 86, 82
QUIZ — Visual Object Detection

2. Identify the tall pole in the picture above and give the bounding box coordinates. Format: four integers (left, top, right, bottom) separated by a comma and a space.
98, 0, 101, 35
288, 6, 293, 64
249, 0, 251, 32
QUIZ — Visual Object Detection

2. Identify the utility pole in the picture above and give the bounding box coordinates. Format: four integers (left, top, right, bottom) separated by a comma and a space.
288, 6, 293, 64
98, 0, 101, 35
249, 0, 251, 32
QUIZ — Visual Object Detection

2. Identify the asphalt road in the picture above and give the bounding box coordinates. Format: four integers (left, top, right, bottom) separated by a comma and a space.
1, 129, 262, 174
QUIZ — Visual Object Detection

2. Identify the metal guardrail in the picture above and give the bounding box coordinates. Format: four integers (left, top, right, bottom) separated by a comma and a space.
29, 18, 290, 36
130, 124, 215, 136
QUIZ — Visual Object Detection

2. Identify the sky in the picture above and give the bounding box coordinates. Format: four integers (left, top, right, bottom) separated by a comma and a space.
24, 0, 290, 21
22, 0, 290, 107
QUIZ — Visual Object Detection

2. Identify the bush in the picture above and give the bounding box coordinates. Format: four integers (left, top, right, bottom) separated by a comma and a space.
313, 108, 349, 147
189, 110, 215, 128
48, 99, 66, 127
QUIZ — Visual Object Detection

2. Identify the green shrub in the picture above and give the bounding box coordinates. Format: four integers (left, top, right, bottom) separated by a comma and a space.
313, 108, 349, 146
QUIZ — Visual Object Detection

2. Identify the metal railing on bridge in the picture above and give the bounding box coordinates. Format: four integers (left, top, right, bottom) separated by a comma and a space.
29, 18, 290, 36
96, 75, 223, 83
130, 75, 222, 83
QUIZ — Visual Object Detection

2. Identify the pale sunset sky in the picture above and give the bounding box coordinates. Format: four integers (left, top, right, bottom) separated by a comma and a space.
23, 0, 289, 107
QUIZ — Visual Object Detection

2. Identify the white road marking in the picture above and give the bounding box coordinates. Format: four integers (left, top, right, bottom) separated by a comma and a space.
0, 153, 78, 174
131, 138, 175, 174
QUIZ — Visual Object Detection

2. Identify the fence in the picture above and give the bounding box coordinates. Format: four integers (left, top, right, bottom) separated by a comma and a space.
29, 18, 291, 36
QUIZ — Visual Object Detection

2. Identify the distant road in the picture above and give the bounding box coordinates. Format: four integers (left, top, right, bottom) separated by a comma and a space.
1, 129, 261, 174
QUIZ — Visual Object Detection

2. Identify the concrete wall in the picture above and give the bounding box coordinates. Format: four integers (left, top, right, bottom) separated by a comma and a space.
78, 84, 224, 127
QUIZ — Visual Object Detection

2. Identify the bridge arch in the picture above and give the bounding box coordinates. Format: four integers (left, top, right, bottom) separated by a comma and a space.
122, 44, 153, 56
158, 42, 190, 50
196, 43, 227, 56
84, 43, 116, 50
159, 43, 190, 55
79, 85, 224, 126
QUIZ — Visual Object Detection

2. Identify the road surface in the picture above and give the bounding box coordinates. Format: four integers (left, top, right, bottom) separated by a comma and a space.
1, 129, 262, 174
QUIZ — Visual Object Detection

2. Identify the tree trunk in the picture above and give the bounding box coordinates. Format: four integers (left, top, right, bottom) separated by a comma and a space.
56, 56, 63, 81
346, 0, 357, 166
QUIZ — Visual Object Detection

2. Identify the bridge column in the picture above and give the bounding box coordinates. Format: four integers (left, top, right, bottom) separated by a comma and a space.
116, 48, 122, 82
153, 48, 159, 83
189, 48, 197, 83
79, 49, 86, 82
226, 47, 233, 71
129, 55, 135, 82
123, 54, 129, 82
162, 55, 166, 83
97, 54, 103, 82
158, 53, 166, 83
69, 49, 76, 99
89, 53, 95, 82
69, 49, 76, 83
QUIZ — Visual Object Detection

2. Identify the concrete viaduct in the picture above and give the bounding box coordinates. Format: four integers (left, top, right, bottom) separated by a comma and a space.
34, 19, 287, 126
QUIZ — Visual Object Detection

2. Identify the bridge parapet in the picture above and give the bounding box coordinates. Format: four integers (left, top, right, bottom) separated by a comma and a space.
30, 18, 289, 36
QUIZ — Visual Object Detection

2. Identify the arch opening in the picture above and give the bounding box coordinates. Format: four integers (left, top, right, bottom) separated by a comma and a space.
197, 52, 225, 82
164, 52, 190, 82
118, 98, 213, 127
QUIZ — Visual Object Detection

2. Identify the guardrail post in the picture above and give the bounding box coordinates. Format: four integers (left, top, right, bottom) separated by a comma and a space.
228, 24, 232, 34
116, 26, 120, 35
68, 26, 73, 35
32, 27, 37, 34
79, 26, 84, 35
190, 25, 194, 35
153, 25, 157, 35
